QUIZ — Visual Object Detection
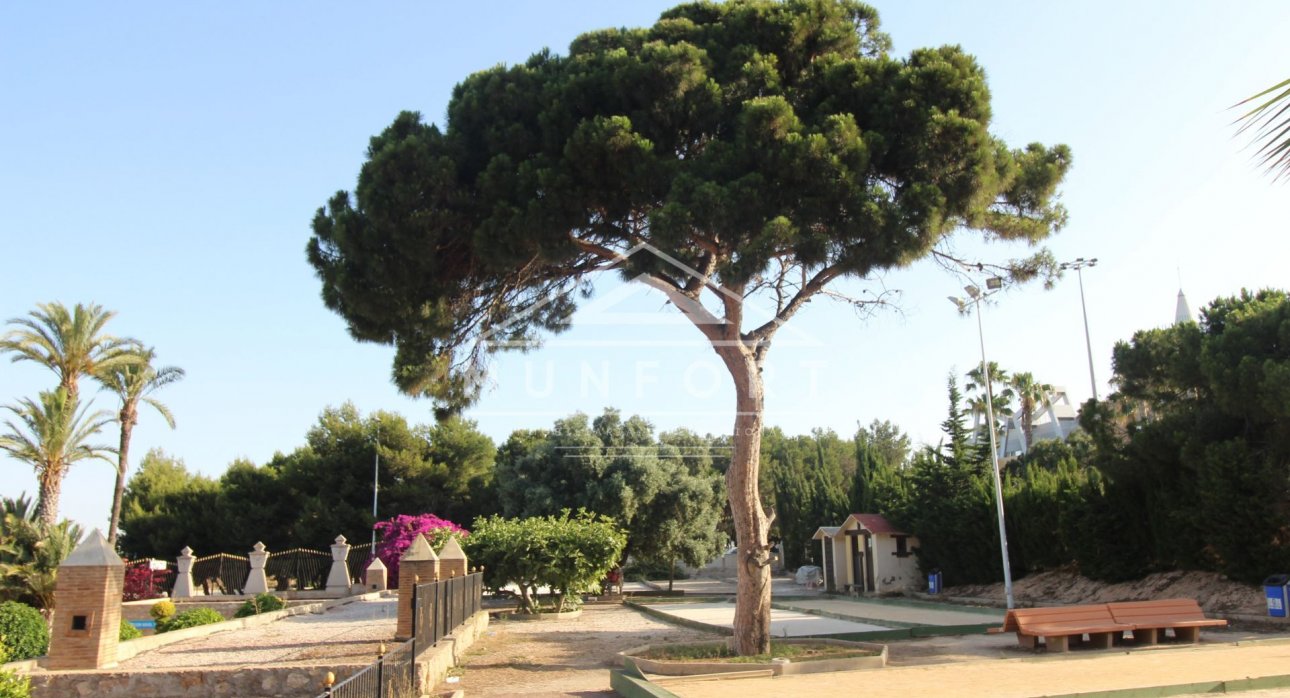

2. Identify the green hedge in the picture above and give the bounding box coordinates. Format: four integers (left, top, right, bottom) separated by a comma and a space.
233, 593, 286, 618
156, 607, 224, 633
0, 602, 47, 661
119, 619, 142, 641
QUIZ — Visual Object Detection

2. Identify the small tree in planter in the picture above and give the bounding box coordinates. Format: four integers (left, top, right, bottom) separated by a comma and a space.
373, 513, 467, 587
467, 510, 625, 613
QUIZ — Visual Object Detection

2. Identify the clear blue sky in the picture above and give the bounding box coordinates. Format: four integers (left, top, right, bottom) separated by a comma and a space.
2, 1, 1287, 537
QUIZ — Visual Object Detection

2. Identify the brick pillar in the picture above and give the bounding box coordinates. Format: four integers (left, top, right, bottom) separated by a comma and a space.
244, 542, 269, 594
395, 535, 439, 640
438, 537, 468, 578
326, 535, 351, 595
47, 529, 125, 670
364, 557, 387, 592
172, 546, 195, 598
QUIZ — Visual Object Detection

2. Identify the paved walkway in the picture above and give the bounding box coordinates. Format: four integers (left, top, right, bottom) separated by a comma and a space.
640, 602, 890, 636
778, 596, 1003, 627
115, 596, 397, 669
663, 638, 1290, 698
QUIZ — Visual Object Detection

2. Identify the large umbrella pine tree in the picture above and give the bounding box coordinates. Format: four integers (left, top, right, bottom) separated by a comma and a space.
308, 0, 1071, 654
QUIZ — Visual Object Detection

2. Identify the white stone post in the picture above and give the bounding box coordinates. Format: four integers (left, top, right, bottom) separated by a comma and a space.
244, 541, 269, 594
365, 557, 388, 592
173, 546, 195, 598
326, 534, 351, 595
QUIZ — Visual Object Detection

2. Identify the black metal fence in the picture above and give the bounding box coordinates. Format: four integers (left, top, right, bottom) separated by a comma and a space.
346, 542, 375, 584
315, 572, 483, 698
412, 572, 483, 657
191, 553, 251, 594
266, 547, 331, 591
319, 640, 416, 698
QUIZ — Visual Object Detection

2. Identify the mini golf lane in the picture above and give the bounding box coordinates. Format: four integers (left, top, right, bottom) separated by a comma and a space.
641, 602, 891, 636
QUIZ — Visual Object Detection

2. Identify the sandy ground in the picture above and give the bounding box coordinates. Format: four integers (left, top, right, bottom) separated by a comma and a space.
433, 604, 720, 697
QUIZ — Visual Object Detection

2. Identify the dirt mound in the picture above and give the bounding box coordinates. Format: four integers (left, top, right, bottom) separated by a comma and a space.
946, 568, 1267, 615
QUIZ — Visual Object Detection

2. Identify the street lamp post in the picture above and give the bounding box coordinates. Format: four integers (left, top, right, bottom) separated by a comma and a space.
950, 278, 1015, 609
1059, 257, 1099, 401
371, 423, 380, 551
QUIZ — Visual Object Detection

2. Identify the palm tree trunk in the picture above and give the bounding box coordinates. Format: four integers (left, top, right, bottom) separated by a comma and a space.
720, 348, 772, 656
108, 416, 135, 545
35, 464, 61, 530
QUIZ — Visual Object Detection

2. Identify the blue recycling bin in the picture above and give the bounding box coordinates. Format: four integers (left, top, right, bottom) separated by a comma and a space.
1264, 574, 1289, 617
928, 570, 943, 595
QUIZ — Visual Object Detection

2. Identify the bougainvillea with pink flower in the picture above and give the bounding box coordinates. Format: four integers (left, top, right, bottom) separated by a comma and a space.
373, 513, 467, 587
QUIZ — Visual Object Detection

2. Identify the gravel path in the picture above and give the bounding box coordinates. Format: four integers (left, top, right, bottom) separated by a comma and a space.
116, 596, 398, 669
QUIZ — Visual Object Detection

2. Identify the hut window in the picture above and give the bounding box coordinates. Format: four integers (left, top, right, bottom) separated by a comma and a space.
71, 615, 88, 631
893, 536, 912, 557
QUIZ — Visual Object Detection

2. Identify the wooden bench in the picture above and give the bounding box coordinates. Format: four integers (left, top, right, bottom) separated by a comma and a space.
989, 604, 1132, 652
1106, 598, 1228, 645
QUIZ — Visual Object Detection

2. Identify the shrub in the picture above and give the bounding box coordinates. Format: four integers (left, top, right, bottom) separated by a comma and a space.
156, 607, 223, 633
119, 619, 142, 641
0, 669, 31, 698
0, 638, 7, 663
374, 513, 468, 588
122, 562, 170, 602
0, 602, 47, 661
149, 600, 176, 622
233, 593, 286, 618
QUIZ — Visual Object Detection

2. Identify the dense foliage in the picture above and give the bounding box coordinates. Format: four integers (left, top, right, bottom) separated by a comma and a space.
465, 511, 626, 613
0, 602, 47, 661
494, 410, 727, 573
0, 666, 30, 698
118, 406, 494, 558
156, 607, 224, 633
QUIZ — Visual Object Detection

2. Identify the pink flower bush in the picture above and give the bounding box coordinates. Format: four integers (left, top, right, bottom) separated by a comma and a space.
373, 513, 467, 587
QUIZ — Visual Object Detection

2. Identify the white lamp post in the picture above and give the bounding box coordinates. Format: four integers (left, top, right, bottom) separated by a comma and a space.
1059, 257, 1099, 401
949, 277, 1015, 609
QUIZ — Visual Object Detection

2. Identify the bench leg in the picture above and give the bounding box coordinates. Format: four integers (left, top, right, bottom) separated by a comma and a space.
1044, 635, 1070, 653
1016, 632, 1037, 650
1173, 627, 1199, 644
1132, 627, 1159, 645
1087, 632, 1114, 650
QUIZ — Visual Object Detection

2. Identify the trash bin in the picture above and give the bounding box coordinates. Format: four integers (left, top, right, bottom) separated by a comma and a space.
928, 570, 942, 595
1264, 574, 1290, 617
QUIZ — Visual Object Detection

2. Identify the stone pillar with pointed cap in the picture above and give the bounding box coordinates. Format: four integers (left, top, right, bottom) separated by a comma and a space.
365, 557, 388, 592
244, 542, 269, 594
437, 537, 468, 578
326, 535, 351, 594
48, 530, 125, 670
395, 534, 439, 640
173, 546, 195, 598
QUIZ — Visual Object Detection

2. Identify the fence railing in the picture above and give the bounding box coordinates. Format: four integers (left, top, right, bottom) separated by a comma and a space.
319, 640, 416, 698
412, 572, 482, 657
266, 547, 331, 591
191, 553, 251, 595
317, 572, 483, 698
346, 543, 374, 584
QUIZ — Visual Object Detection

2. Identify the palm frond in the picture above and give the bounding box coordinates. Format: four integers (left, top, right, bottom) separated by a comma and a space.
1233, 77, 1290, 181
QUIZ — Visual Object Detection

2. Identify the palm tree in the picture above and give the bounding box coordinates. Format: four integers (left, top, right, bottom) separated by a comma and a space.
965, 361, 1014, 450
0, 389, 116, 528
0, 499, 84, 610
1008, 371, 1055, 453
0, 302, 139, 399
1234, 78, 1290, 181
97, 347, 185, 544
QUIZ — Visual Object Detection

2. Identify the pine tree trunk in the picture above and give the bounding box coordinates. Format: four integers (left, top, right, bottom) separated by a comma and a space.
109, 415, 135, 545
721, 349, 772, 656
